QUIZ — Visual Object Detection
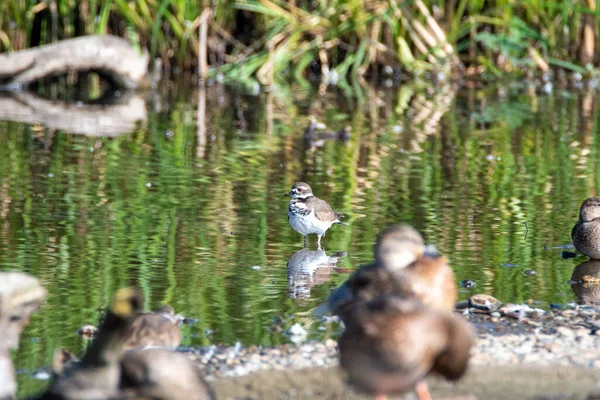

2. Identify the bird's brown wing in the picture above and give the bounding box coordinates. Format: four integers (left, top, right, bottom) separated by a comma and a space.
431, 315, 475, 380
122, 314, 181, 350
305, 196, 340, 222
120, 348, 215, 399
339, 298, 446, 396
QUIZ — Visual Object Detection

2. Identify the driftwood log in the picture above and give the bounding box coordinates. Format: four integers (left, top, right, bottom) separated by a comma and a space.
0, 272, 47, 400
0, 35, 152, 89
0, 91, 148, 136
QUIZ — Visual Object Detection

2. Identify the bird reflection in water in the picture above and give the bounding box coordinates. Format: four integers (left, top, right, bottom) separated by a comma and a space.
570, 260, 600, 305
287, 248, 347, 300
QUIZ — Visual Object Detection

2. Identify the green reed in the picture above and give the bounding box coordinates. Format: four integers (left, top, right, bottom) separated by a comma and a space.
0, 0, 598, 84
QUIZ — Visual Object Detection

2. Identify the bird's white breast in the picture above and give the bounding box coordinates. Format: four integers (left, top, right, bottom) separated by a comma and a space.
288, 201, 334, 236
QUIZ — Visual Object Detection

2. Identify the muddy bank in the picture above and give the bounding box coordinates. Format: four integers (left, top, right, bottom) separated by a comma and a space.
212, 365, 600, 400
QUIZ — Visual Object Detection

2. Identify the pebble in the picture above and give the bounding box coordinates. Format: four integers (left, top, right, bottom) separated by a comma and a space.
556, 327, 575, 337
286, 323, 308, 344
561, 309, 577, 317
499, 304, 545, 319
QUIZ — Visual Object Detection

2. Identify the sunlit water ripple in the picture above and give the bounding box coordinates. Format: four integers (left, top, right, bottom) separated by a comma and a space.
0, 85, 596, 396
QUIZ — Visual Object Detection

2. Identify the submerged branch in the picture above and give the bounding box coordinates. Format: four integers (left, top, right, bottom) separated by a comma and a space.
0, 36, 152, 89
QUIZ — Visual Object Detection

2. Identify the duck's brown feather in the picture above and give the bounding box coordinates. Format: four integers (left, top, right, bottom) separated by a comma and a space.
304, 196, 341, 223
120, 348, 214, 400
338, 297, 474, 397
396, 256, 457, 311
333, 254, 456, 322
122, 312, 181, 351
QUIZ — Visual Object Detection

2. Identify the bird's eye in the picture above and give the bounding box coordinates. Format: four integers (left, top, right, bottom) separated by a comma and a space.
297, 188, 303, 192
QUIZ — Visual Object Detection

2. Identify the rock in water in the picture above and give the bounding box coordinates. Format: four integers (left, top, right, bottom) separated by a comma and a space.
286, 323, 308, 344
469, 294, 501, 312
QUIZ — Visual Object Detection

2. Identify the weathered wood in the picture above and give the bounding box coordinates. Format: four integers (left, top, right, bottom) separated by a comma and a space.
0, 272, 47, 400
0, 35, 151, 89
0, 92, 147, 137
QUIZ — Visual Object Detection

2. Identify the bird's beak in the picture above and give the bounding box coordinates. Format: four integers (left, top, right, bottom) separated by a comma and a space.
284, 191, 292, 197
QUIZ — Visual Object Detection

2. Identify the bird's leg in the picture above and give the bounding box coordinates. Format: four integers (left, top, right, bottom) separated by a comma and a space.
317, 235, 322, 250
415, 380, 432, 400
374, 395, 387, 400
303, 236, 307, 248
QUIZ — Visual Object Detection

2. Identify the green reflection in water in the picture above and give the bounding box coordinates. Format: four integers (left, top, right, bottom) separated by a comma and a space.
0, 85, 597, 397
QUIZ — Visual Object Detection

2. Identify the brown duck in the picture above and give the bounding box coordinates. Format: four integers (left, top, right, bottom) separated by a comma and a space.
572, 197, 600, 259
52, 305, 182, 376
120, 348, 215, 400
122, 305, 181, 351
328, 224, 457, 319
37, 291, 213, 400
338, 296, 475, 400
36, 288, 144, 399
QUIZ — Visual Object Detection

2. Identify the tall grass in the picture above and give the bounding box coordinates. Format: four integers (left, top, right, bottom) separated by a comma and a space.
0, 1, 598, 84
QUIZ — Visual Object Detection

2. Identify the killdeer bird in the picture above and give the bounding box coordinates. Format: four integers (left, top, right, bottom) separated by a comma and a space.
338, 296, 474, 400
328, 224, 457, 319
284, 182, 346, 249
572, 197, 600, 259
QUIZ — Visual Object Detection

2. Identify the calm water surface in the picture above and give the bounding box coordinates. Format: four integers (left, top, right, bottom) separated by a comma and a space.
1, 84, 598, 396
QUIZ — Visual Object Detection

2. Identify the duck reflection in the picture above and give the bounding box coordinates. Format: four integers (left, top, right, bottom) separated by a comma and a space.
303, 118, 351, 152
571, 260, 600, 305
287, 249, 346, 299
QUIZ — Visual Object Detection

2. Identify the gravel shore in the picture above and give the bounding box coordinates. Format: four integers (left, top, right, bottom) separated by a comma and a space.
178, 302, 600, 399
182, 303, 600, 379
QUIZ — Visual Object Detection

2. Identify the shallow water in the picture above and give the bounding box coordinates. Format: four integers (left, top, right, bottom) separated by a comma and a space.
0, 84, 597, 396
